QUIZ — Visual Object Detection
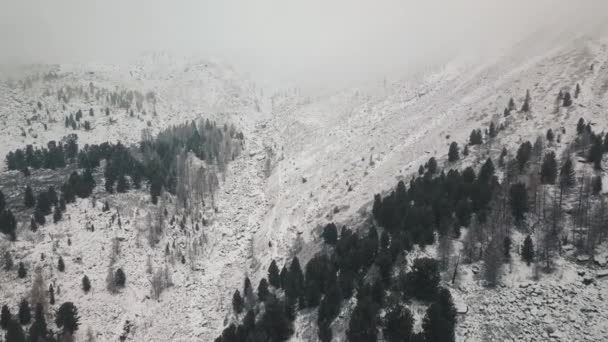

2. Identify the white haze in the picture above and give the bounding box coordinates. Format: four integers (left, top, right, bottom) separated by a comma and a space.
1, 0, 607, 89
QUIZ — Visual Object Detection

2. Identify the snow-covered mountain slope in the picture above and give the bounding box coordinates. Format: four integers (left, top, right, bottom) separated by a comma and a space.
2, 33, 608, 342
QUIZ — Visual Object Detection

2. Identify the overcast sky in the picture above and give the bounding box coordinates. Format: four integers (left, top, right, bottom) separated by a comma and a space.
1, 1, 607, 87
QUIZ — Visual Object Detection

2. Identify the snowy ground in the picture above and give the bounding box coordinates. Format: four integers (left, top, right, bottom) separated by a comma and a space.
1, 34, 608, 341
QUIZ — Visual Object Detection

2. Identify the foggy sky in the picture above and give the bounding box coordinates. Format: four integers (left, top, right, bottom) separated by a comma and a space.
1, 0, 607, 87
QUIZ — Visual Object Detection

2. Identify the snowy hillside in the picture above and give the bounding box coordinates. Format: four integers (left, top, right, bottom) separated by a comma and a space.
1, 32, 608, 342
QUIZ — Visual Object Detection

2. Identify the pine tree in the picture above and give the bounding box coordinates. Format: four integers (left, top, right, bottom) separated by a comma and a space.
546, 129, 554, 142
18, 299, 31, 325
55, 302, 80, 335
24, 186, 35, 208
57, 257, 65, 272
0, 190, 5, 212
30, 218, 38, 232
427, 157, 438, 174
258, 278, 269, 301
114, 268, 126, 287
448, 142, 459, 162
516, 141, 532, 171
3, 251, 12, 271
82, 275, 91, 293
268, 260, 281, 288
49, 285, 55, 305
280, 265, 289, 289
28, 303, 47, 342
592, 176, 603, 195
509, 183, 528, 223
489, 122, 497, 138
53, 206, 62, 223
522, 235, 535, 265
508, 97, 515, 111
574, 83, 581, 98
346, 297, 377, 342
0, 209, 17, 240
503, 107, 510, 117
384, 306, 413, 342
540, 152, 558, 184
577, 118, 586, 135
18, 262, 27, 278
5, 319, 26, 342
563, 92, 573, 107
116, 174, 129, 193
232, 290, 244, 314
589, 136, 603, 170
463, 144, 469, 157
322, 223, 338, 245
1, 305, 11, 329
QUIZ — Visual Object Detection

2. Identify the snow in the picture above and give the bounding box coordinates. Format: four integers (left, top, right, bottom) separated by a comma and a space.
2, 34, 608, 341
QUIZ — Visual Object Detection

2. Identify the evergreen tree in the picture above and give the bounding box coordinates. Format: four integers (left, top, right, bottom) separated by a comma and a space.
503, 107, 510, 117
508, 97, 515, 111
384, 306, 413, 342
0, 305, 11, 330
116, 174, 129, 193
53, 206, 62, 223
232, 290, 244, 314
563, 92, 573, 107
258, 278, 269, 301
18, 299, 31, 325
30, 218, 38, 232
285, 257, 304, 303
28, 303, 47, 342
34, 208, 45, 225
5, 319, 26, 342
4, 251, 13, 271
448, 142, 459, 162
427, 157, 438, 174
114, 268, 126, 287
423, 304, 454, 342
509, 183, 528, 223
317, 284, 341, 329
279, 265, 288, 289
55, 302, 80, 335
559, 158, 576, 192
577, 118, 586, 135
268, 260, 281, 288
322, 223, 338, 245
522, 235, 535, 265
0, 209, 17, 240
546, 129, 554, 142
463, 144, 469, 157
24, 186, 35, 208
575, 83, 581, 98
0, 190, 5, 212
258, 295, 294, 341
49, 285, 55, 305
36, 192, 51, 216
516, 141, 532, 171
540, 151, 558, 184
488, 122, 497, 138
589, 136, 603, 170
57, 257, 65, 272
18, 262, 27, 278
346, 297, 377, 342
469, 129, 482, 145
82, 275, 91, 293
405, 258, 440, 301
592, 175, 603, 195
423, 288, 456, 342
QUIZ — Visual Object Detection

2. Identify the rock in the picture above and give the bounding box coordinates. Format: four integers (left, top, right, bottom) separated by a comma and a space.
471, 265, 480, 274
455, 301, 468, 314
582, 277, 594, 285
596, 269, 608, 278
595, 254, 608, 267
577, 254, 591, 262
